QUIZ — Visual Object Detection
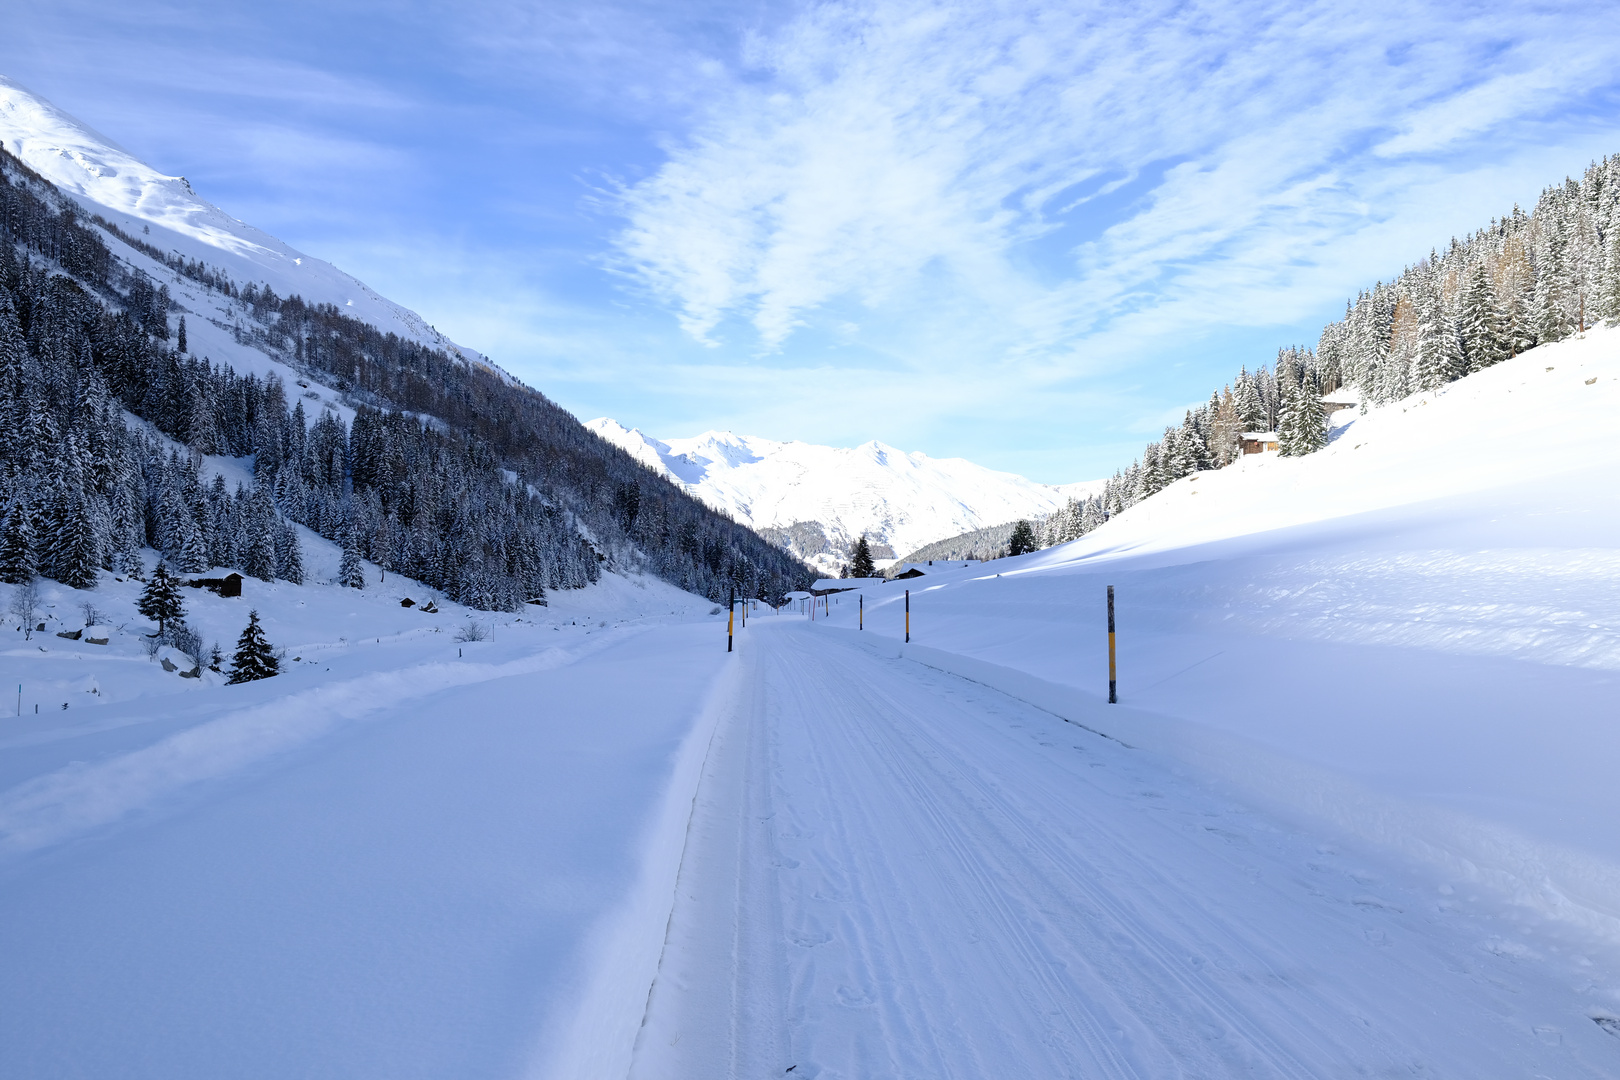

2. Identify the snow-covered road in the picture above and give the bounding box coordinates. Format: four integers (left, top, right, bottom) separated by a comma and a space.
634, 618, 1620, 1078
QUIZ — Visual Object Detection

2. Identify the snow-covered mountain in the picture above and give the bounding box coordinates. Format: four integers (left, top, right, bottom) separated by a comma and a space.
0, 75, 483, 364
586, 418, 1103, 573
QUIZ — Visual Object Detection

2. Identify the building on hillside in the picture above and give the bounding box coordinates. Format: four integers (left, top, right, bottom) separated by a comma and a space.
810, 577, 885, 596
888, 560, 979, 580
1240, 431, 1280, 455
1321, 388, 1360, 416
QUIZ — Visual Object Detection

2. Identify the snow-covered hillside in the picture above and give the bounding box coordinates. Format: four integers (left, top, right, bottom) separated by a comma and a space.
587, 418, 1102, 574
799, 324, 1620, 946
0, 75, 481, 363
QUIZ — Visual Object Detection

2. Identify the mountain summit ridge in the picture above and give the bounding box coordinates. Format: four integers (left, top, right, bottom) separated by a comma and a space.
586, 417, 1102, 573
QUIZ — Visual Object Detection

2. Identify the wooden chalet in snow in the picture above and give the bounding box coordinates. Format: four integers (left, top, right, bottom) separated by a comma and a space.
1239, 431, 1280, 455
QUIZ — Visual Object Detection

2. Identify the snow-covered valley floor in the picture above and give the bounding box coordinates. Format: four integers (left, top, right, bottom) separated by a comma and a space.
3, 330, 1619, 1077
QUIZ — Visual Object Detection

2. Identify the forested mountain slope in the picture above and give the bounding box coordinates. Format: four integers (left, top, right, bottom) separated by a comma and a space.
0, 124, 812, 609
1039, 152, 1620, 548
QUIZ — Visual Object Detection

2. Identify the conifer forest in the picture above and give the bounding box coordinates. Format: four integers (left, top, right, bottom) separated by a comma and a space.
0, 142, 814, 609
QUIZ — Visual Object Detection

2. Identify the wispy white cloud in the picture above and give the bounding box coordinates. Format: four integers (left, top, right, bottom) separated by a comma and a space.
613, 0, 1620, 371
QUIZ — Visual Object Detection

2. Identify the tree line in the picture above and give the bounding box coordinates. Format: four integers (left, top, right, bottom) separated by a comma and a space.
1039, 152, 1620, 550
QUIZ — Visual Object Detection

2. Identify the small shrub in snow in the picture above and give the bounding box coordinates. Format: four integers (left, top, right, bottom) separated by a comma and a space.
227, 610, 280, 684
454, 621, 488, 643
164, 620, 204, 666
10, 580, 38, 640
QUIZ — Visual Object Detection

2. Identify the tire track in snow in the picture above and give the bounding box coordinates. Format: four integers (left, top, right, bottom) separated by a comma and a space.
637, 619, 1620, 1078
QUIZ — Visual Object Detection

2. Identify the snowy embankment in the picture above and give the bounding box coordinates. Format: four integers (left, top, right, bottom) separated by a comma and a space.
809, 325, 1620, 945
0, 558, 738, 1079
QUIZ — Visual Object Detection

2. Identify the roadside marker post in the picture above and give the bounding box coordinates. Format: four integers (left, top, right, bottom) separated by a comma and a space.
1107, 585, 1117, 704
728, 589, 735, 653
905, 589, 910, 643
859, 593, 863, 630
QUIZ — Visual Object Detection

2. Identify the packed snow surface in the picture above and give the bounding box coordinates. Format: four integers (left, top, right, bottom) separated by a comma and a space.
586, 417, 1102, 574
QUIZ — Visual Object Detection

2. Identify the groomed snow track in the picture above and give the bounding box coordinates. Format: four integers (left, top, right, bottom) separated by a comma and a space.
631, 617, 1619, 1078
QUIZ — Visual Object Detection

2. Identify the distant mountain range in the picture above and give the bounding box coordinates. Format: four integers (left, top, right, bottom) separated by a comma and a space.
586, 419, 1103, 575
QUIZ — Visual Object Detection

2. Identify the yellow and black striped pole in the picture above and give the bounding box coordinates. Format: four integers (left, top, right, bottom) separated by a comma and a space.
1107, 585, 1117, 703
905, 589, 910, 643
728, 589, 734, 653
859, 592, 863, 630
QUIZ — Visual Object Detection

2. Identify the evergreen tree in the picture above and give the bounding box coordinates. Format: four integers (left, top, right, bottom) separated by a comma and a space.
0, 497, 37, 584
48, 486, 101, 589
1276, 379, 1305, 454
1413, 289, 1450, 391
177, 315, 187, 354
848, 534, 876, 578
1007, 519, 1038, 556
339, 524, 365, 588
242, 486, 277, 581
1459, 263, 1507, 371
1534, 237, 1571, 344
137, 561, 185, 632
227, 609, 279, 684
1602, 222, 1620, 326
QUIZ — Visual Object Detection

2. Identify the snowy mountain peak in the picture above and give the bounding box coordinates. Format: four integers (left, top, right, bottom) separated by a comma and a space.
0, 74, 481, 363
586, 417, 1102, 573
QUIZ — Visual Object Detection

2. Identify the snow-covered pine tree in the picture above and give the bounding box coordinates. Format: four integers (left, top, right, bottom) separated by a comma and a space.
242, 486, 277, 581
1602, 220, 1620, 326
848, 535, 876, 578
1534, 235, 1571, 344
1233, 371, 1263, 433
276, 520, 305, 584
339, 523, 365, 588
1275, 379, 1301, 455
48, 486, 101, 589
1007, 520, 1037, 556
137, 561, 185, 632
0, 497, 37, 584
227, 609, 279, 684
1460, 263, 1508, 372
1413, 288, 1449, 392
1297, 377, 1329, 455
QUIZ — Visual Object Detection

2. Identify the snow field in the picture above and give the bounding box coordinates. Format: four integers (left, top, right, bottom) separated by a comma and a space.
797, 328, 1620, 952
0, 563, 737, 1079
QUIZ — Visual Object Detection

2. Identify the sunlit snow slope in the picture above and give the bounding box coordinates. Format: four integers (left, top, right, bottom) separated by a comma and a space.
587, 418, 1102, 573
799, 325, 1620, 945
0, 75, 480, 362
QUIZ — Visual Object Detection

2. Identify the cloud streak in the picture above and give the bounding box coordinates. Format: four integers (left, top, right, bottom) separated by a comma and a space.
613, 0, 1620, 369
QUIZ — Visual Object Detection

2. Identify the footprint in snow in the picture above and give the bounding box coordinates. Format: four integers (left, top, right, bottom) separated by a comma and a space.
1352, 895, 1402, 912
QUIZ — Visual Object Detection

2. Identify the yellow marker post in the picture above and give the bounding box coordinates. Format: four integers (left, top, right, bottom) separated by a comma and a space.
1107, 585, 1117, 704
905, 589, 910, 643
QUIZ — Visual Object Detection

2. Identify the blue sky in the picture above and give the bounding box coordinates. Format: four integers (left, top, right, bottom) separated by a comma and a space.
4, 1, 1619, 482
